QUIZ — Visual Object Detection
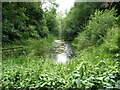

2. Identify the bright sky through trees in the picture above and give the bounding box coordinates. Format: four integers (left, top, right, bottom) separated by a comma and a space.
42, 0, 75, 17
56, 0, 75, 13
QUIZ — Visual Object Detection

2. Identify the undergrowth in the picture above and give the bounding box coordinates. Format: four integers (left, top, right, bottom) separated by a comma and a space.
2, 44, 120, 89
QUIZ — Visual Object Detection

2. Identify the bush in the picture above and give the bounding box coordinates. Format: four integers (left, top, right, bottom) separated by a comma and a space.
73, 8, 118, 50
103, 27, 119, 52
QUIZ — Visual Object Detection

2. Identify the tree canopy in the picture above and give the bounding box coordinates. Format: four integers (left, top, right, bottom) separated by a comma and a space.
2, 2, 59, 43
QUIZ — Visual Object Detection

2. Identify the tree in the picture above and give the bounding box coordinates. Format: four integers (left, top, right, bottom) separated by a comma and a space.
61, 2, 102, 41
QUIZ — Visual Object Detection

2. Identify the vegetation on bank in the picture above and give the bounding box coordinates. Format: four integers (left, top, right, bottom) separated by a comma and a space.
2, 2, 59, 44
2, 2, 120, 89
2, 45, 120, 89
61, 2, 102, 41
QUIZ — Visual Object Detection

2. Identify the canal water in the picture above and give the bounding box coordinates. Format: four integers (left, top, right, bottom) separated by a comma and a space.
48, 40, 74, 63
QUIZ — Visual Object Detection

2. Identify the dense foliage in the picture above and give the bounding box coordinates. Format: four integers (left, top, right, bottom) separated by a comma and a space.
61, 2, 102, 41
2, 2, 58, 43
73, 8, 118, 48
44, 8, 59, 36
2, 47, 120, 89
2, 2, 120, 89
2, 2, 42, 43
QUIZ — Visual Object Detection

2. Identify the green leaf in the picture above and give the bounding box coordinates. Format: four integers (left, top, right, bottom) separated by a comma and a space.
96, 77, 104, 80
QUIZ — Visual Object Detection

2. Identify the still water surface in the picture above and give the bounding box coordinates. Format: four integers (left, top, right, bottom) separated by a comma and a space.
49, 40, 74, 63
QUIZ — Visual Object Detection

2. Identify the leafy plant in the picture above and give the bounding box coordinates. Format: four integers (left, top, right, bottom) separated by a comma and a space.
73, 8, 118, 50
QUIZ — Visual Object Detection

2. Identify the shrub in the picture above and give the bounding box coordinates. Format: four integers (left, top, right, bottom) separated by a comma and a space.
73, 8, 118, 50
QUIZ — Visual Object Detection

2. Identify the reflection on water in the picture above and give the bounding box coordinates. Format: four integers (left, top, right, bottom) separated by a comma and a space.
49, 40, 74, 64
56, 53, 67, 63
